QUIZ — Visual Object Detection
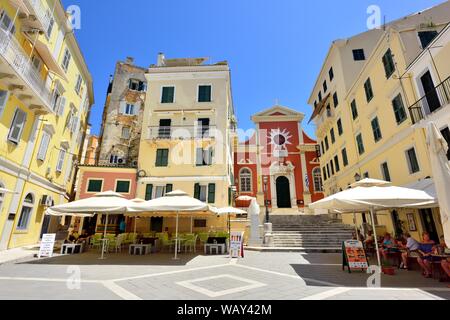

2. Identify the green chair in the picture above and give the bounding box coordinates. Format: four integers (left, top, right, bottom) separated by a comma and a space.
198, 232, 210, 246
183, 234, 198, 253
90, 233, 103, 250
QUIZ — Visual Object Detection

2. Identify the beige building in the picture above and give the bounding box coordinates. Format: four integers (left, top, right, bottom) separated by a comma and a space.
308, 2, 450, 242
136, 54, 236, 232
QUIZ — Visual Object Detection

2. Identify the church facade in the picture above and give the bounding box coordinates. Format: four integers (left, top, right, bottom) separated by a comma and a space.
234, 105, 324, 212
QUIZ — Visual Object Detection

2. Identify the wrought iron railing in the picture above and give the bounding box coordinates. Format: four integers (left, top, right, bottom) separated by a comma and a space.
148, 125, 217, 140
409, 76, 450, 124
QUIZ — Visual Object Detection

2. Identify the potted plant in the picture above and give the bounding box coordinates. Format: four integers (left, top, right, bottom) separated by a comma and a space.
382, 261, 396, 276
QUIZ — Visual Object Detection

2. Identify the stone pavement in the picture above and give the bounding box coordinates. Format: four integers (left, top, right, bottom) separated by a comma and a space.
0, 246, 39, 265
0, 251, 448, 300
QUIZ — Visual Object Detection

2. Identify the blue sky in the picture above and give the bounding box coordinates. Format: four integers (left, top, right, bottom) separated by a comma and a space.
63, 0, 445, 138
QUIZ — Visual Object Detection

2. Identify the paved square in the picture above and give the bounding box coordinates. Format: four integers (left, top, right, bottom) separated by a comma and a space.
176, 275, 267, 298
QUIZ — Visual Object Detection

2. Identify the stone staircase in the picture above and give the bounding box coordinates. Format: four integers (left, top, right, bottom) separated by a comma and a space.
269, 215, 354, 253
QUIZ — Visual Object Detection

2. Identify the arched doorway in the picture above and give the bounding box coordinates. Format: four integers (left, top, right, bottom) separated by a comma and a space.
276, 176, 291, 208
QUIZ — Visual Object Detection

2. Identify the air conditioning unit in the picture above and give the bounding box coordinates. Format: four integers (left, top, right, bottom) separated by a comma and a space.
117, 158, 124, 165
41, 195, 54, 207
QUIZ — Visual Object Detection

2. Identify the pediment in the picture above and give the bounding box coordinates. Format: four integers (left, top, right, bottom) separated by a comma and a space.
252, 105, 305, 123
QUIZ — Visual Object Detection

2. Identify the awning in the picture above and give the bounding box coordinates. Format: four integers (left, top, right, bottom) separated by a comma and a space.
308, 93, 331, 123
7, 0, 30, 16
23, 33, 68, 81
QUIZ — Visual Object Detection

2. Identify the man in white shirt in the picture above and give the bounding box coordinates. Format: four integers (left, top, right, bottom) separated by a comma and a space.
401, 233, 420, 269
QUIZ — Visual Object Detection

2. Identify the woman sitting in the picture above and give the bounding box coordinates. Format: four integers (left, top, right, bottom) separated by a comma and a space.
379, 233, 397, 261
416, 232, 436, 278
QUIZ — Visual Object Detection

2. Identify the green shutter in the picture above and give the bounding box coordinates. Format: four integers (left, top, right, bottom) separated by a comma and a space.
194, 183, 201, 200
166, 184, 173, 193
208, 183, 216, 204
145, 184, 153, 200
228, 187, 232, 206
156, 149, 169, 167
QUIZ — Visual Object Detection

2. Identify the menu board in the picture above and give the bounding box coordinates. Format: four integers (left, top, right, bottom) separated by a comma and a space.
38, 234, 56, 259
230, 232, 244, 259
342, 240, 369, 273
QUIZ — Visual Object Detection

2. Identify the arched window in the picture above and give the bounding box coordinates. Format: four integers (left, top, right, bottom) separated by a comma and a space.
313, 168, 323, 192
17, 193, 34, 230
240, 168, 252, 192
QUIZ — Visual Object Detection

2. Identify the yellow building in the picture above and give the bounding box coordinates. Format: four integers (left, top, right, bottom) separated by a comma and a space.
136, 54, 236, 232
0, 0, 93, 250
308, 3, 450, 242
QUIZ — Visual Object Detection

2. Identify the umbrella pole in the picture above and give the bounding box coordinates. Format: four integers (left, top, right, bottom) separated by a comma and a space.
370, 208, 382, 267
134, 217, 137, 244
190, 216, 193, 234
100, 213, 109, 260
354, 213, 359, 241
174, 213, 179, 260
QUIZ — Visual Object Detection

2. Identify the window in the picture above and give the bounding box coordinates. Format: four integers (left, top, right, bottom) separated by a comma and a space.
198, 85, 212, 102
158, 119, 172, 138
115, 180, 130, 193
121, 126, 131, 139
333, 92, 339, 108
326, 164, 330, 179
156, 149, 169, 167
31, 55, 42, 72
330, 159, 335, 175
196, 118, 211, 138
342, 148, 349, 167
318, 91, 322, 102
324, 136, 329, 151
321, 141, 325, 155
61, 48, 71, 72
322, 167, 327, 182
337, 119, 343, 136
17, 194, 34, 230
363, 172, 370, 179
406, 147, 420, 174
364, 78, 374, 102
154, 186, 165, 199
0, 90, 9, 119
381, 162, 391, 182
371, 117, 382, 142
353, 49, 366, 61
0, 11, 16, 34
392, 94, 407, 124
329, 67, 334, 81
382, 49, 396, 79
124, 104, 135, 115
194, 219, 207, 228
37, 131, 51, 161
313, 168, 323, 192
56, 148, 66, 172
161, 86, 175, 103
330, 128, 335, 144
240, 168, 252, 192
334, 155, 340, 173
75, 75, 83, 94
356, 134, 365, 155
441, 127, 450, 161
196, 148, 213, 166
323, 81, 328, 93
145, 184, 153, 201
129, 79, 146, 92
8, 108, 26, 144
87, 180, 103, 193
351, 99, 358, 120
45, 10, 54, 37
194, 183, 215, 203
418, 31, 438, 49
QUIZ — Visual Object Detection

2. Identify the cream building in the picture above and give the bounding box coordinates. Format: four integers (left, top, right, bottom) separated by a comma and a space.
308, 2, 450, 242
136, 54, 236, 232
0, 0, 93, 250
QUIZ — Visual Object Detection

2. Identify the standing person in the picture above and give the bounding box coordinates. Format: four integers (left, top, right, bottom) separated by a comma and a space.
417, 232, 436, 278
400, 233, 420, 270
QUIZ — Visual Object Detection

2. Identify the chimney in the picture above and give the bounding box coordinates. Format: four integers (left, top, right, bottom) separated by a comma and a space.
125, 56, 134, 65
157, 52, 165, 67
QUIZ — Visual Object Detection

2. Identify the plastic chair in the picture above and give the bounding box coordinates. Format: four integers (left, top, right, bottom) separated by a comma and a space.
184, 235, 198, 253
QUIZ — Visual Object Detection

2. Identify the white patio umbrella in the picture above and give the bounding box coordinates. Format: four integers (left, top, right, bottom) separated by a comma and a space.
46, 191, 135, 259
216, 207, 247, 241
128, 190, 214, 260
309, 185, 436, 267
427, 122, 450, 247
350, 178, 392, 188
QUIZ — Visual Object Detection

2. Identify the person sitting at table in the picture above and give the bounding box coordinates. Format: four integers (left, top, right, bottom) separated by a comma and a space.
441, 258, 450, 287
417, 232, 436, 278
379, 233, 396, 261
364, 231, 374, 246
66, 231, 79, 244
400, 233, 420, 270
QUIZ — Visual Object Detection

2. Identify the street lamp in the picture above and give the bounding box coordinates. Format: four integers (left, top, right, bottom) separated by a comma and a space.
354, 173, 361, 182
263, 176, 270, 223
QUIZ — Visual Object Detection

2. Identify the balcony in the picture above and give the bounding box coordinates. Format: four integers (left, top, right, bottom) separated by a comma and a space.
148, 125, 217, 140
22, 0, 52, 33
409, 76, 450, 124
0, 27, 53, 113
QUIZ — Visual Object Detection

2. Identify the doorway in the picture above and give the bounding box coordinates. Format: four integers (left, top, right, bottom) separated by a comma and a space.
419, 209, 439, 243
420, 71, 441, 113
391, 210, 403, 238
151, 217, 163, 233
276, 176, 291, 208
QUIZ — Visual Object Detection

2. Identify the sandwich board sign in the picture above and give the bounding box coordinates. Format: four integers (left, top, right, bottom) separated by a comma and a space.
38, 234, 56, 259
342, 240, 369, 273
230, 231, 244, 259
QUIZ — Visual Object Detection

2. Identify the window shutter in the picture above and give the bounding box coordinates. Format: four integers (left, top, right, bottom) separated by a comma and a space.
228, 187, 232, 206
0, 90, 8, 117
57, 96, 66, 116
166, 184, 173, 193
8, 109, 26, 143
119, 101, 126, 115
208, 184, 216, 204
37, 132, 50, 161
145, 184, 153, 200
196, 148, 203, 166
194, 183, 201, 200
71, 115, 79, 133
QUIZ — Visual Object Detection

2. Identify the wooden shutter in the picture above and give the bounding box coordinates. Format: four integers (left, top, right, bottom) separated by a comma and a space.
196, 148, 203, 166
194, 183, 201, 200
37, 132, 50, 161
208, 184, 216, 204
57, 96, 66, 117
166, 184, 173, 193
0, 90, 8, 117
145, 184, 153, 200
8, 109, 26, 143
